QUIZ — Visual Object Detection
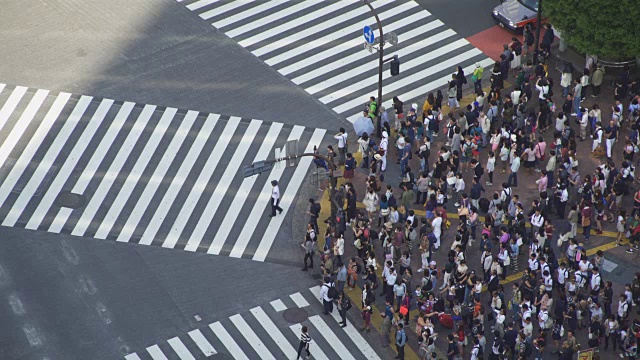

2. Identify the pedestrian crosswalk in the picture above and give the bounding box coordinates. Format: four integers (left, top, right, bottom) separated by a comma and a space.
0, 84, 326, 262
179, 0, 494, 123
125, 286, 384, 360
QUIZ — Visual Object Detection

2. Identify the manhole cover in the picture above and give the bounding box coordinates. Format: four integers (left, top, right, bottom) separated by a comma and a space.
283, 308, 308, 323
54, 191, 87, 209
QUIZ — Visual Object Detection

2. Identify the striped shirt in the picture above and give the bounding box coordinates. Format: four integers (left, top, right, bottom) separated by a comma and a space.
300, 332, 311, 344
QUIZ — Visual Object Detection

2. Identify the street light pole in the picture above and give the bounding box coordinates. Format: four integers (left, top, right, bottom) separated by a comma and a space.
363, 0, 384, 138
533, 0, 543, 65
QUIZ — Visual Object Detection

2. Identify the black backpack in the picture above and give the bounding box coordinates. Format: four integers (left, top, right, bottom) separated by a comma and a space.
515, 45, 522, 56
327, 283, 339, 300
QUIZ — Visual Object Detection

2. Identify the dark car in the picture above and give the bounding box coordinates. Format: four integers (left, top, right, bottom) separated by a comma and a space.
492, 0, 541, 32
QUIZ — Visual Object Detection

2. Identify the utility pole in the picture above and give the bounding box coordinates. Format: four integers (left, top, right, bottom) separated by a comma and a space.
533, 0, 543, 65
363, 0, 384, 138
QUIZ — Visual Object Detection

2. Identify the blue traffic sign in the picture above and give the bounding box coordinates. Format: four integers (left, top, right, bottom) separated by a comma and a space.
363, 26, 375, 45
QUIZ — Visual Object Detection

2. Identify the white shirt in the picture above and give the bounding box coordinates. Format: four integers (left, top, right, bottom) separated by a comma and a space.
272, 185, 280, 200
386, 272, 397, 286
334, 237, 344, 256
320, 283, 333, 301
538, 310, 549, 328
528, 258, 539, 271
531, 214, 544, 227
578, 260, 592, 273
334, 133, 347, 148
536, 83, 549, 100
432, 217, 443, 237
591, 273, 601, 291
559, 188, 568, 202
471, 345, 480, 360
618, 300, 629, 318
557, 268, 568, 284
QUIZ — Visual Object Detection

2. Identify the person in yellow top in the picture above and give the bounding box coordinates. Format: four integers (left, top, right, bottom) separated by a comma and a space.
472, 63, 484, 93
422, 92, 435, 119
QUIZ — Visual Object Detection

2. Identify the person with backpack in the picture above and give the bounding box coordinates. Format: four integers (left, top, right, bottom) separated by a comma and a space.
337, 293, 351, 328
320, 277, 336, 315
472, 63, 484, 93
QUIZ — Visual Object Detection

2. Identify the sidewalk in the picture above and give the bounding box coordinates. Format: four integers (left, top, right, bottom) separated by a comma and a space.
307, 60, 638, 358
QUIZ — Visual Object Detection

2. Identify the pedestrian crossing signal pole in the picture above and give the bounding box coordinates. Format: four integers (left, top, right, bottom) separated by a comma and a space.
533, 0, 543, 65
363, 0, 384, 139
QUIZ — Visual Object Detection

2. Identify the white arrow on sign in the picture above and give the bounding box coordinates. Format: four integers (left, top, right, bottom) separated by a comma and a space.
363, 25, 375, 45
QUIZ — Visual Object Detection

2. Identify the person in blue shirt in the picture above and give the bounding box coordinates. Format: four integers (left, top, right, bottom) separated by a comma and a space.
395, 323, 407, 360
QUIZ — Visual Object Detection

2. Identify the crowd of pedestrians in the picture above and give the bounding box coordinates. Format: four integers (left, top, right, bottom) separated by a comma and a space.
305, 24, 640, 360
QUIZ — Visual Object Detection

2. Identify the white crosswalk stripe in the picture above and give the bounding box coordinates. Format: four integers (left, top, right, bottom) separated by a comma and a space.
0, 84, 326, 263
125, 287, 388, 360
179, 0, 492, 124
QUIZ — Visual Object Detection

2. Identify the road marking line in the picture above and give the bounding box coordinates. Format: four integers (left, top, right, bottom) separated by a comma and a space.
179, 118, 259, 250
136, 114, 220, 245
289, 323, 330, 360
270, 299, 287, 312
146, 344, 169, 360
289, 292, 310, 308
253, 1, 395, 58
227, 0, 323, 39
208, 122, 282, 254
213, 0, 288, 29
209, 321, 250, 360
334, 46, 481, 113
186, 0, 219, 11
124, 354, 142, 360
225, 125, 304, 257
41, 100, 125, 231
252, 128, 326, 261
167, 336, 196, 360
0, 92, 69, 209
4, 95, 93, 227
188, 329, 217, 357
71, 105, 156, 237
250, 306, 297, 359
309, 315, 356, 360
309, 286, 381, 360
0, 89, 48, 167
311, 30, 459, 97
268, 1, 420, 68
349, 58, 494, 121
116, 110, 200, 243
239, 0, 358, 49
199, 1, 247, 21
0, 86, 28, 131
94, 107, 177, 239
287, 15, 439, 80
230, 314, 276, 360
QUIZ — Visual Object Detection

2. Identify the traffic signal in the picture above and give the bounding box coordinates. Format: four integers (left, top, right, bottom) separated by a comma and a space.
390, 56, 400, 76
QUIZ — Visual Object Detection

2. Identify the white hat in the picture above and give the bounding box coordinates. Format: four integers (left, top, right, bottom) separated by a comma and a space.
374, 153, 382, 160
382, 130, 388, 138
476, 62, 481, 68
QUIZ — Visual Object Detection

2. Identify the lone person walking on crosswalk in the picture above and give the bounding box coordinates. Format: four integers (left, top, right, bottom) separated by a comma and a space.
296, 325, 312, 360
270, 180, 283, 217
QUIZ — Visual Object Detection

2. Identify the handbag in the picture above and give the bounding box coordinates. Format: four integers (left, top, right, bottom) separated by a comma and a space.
503, 254, 511, 266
